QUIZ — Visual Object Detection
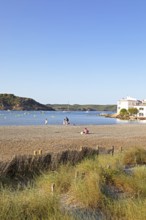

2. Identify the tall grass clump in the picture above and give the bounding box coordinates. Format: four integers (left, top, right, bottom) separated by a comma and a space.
69, 158, 103, 209
97, 153, 123, 170
0, 186, 72, 220
70, 171, 102, 209
35, 164, 75, 194
1, 147, 146, 219
123, 148, 146, 166
100, 163, 146, 199
104, 198, 146, 220
132, 166, 146, 198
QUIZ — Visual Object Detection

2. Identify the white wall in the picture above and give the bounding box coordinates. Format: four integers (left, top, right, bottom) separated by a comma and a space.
137, 106, 146, 117
117, 97, 146, 117
117, 97, 137, 114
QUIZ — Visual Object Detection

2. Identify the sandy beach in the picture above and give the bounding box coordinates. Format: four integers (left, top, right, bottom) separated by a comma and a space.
0, 124, 146, 162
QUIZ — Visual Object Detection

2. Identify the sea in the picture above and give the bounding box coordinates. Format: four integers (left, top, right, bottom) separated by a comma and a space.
0, 110, 146, 126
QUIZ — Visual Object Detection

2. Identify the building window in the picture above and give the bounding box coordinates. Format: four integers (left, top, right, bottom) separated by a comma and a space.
139, 113, 144, 116
139, 108, 144, 110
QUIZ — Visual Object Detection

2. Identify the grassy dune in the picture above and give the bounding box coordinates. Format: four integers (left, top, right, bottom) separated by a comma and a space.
0, 148, 146, 220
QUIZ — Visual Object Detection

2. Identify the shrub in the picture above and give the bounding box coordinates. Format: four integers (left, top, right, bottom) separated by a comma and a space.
123, 148, 146, 166
120, 108, 129, 116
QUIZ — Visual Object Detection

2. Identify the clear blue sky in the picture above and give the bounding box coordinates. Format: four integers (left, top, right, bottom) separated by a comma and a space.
0, 0, 146, 105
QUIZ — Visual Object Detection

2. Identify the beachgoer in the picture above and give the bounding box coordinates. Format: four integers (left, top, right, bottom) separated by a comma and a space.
83, 127, 89, 134
45, 118, 48, 125
65, 117, 69, 124
63, 119, 66, 125
63, 117, 70, 125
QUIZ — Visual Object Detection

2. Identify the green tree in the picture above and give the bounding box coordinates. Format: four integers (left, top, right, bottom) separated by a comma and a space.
128, 108, 139, 116
120, 108, 129, 116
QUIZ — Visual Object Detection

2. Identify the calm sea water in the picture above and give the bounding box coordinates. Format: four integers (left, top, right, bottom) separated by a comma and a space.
0, 110, 145, 126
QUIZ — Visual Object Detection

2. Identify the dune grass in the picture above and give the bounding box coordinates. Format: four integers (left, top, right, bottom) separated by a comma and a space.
0, 148, 146, 219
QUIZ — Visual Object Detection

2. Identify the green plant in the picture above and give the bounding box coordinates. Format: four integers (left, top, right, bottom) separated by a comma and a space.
128, 107, 139, 116
123, 148, 146, 166
120, 108, 129, 116
1, 148, 146, 220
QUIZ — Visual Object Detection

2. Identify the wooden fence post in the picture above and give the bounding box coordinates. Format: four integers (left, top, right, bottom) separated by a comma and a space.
96, 145, 99, 154
51, 183, 55, 194
38, 149, 42, 155
33, 150, 37, 156
112, 146, 114, 156
75, 171, 79, 179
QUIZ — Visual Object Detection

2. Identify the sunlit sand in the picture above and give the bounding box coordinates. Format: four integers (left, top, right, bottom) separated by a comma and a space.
1, 124, 146, 161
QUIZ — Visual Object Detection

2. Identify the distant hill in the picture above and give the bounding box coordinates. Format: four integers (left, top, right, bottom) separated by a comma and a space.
0, 94, 117, 111
48, 104, 117, 112
0, 94, 54, 111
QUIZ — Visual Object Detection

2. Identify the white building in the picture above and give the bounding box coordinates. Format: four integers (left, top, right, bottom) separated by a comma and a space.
117, 96, 146, 118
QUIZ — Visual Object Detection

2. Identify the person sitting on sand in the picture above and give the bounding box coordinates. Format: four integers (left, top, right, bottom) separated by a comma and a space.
83, 127, 89, 134
81, 127, 89, 134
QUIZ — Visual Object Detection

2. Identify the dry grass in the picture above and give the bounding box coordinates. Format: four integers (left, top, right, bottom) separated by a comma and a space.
0, 147, 99, 186
0, 149, 146, 220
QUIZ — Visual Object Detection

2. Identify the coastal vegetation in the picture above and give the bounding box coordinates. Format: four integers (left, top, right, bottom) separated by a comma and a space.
119, 108, 138, 117
0, 94, 54, 111
103, 107, 144, 121
47, 104, 117, 112
0, 93, 117, 111
0, 147, 146, 219
116, 108, 140, 120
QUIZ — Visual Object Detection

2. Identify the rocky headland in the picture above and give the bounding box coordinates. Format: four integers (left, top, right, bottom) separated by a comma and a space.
0, 94, 54, 111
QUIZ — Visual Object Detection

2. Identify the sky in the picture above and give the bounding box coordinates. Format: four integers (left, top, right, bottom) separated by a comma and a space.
0, 0, 146, 105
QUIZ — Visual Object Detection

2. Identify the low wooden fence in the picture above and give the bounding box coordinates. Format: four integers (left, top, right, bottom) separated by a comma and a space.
0, 146, 121, 182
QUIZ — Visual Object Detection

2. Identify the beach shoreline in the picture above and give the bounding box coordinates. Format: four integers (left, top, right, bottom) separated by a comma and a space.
0, 124, 146, 162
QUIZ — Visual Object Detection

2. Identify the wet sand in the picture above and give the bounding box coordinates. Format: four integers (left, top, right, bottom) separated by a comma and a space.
0, 124, 146, 161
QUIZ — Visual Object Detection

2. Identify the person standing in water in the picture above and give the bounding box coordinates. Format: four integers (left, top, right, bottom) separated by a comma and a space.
45, 118, 48, 125
65, 117, 69, 124
63, 117, 70, 125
